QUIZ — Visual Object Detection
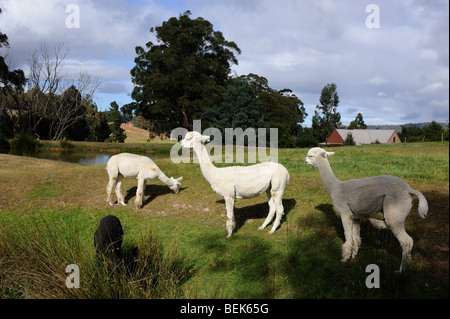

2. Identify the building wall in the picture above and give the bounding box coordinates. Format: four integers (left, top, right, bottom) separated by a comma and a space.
325, 130, 345, 145
387, 131, 401, 144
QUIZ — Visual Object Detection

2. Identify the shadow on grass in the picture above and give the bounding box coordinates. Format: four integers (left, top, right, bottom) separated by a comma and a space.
281, 202, 448, 298
124, 185, 187, 208
215, 198, 297, 234
193, 231, 282, 298
189, 199, 296, 298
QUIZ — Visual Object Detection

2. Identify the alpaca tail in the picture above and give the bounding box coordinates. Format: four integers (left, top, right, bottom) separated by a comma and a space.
409, 188, 428, 219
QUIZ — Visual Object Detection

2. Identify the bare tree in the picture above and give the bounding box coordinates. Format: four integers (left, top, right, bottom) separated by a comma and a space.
27, 42, 101, 140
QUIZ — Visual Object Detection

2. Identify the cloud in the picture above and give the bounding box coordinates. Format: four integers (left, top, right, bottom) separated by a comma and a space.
417, 82, 445, 95
0, 0, 448, 125
367, 76, 390, 86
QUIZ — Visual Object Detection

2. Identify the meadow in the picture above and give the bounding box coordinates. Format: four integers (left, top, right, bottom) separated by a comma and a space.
0, 141, 448, 299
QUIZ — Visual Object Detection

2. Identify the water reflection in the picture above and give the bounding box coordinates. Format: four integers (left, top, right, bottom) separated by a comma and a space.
8, 150, 114, 165
3, 149, 170, 165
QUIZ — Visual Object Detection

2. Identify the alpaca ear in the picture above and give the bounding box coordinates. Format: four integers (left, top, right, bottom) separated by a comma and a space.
326, 151, 335, 157
201, 135, 210, 143
319, 151, 327, 158
177, 177, 183, 182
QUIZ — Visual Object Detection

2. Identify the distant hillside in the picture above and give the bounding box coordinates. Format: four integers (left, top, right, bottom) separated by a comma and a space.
366, 122, 447, 131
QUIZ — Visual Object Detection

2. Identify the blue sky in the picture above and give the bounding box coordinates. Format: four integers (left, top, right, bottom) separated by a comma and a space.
1, 0, 448, 127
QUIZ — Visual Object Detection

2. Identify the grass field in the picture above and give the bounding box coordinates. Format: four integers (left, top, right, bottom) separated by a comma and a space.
0, 141, 448, 299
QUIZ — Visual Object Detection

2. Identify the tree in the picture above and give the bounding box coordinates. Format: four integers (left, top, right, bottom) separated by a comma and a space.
422, 121, 444, 141
85, 103, 111, 142
295, 127, 320, 148
0, 8, 27, 137
348, 113, 367, 129
242, 73, 307, 148
399, 125, 423, 142
26, 43, 100, 140
128, 11, 241, 134
204, 77, 265, 144
108, 101, 126, 143
344, 132, 356, 145
312, 83, 341, 142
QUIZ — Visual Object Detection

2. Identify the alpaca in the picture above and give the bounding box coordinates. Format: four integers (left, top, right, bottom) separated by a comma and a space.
305, 147, 428, 272
180, 131, 290, 238
94, 215, 124, 269
106, 153, 183, 210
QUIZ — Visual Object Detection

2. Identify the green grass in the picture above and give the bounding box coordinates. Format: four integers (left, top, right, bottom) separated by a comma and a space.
0, 142, 448, 299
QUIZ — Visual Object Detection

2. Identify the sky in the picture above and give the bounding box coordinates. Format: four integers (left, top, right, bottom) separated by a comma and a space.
0, 0, 448, 127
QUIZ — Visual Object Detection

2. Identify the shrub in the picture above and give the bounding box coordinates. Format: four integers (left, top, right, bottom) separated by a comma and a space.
0, 134, 10, 152
344, 132, 356, 146
9, 133, 41, 153
59, 138, 74, 149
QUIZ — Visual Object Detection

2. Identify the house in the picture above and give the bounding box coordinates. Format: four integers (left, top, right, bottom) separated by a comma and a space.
322, 129, 401, 146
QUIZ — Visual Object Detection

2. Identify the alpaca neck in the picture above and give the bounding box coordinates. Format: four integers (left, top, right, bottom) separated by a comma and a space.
157, 170, 173, 187
317, 158, 341, 196
192, 142, 218, 183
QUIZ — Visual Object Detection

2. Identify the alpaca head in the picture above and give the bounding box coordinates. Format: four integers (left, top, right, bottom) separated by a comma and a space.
305, 147, 335, 167
169, 177, 183, 193
180, 131, 210, 148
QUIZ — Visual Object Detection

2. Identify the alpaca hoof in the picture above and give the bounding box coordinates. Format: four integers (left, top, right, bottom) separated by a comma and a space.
226, 235, 232, 239
340, 258, 350, 263
267, 231, 274, 235
258, 226, 264, 231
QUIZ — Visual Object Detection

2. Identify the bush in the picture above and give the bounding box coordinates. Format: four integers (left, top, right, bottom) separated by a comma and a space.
9, 133, 41, 153
59, 138, 74, 149
0, 134, 10, 152
296, 133, 319, 148
344, 132, 356, 146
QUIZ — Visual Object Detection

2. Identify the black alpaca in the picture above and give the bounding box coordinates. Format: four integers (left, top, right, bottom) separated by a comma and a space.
94, 215, 124, 269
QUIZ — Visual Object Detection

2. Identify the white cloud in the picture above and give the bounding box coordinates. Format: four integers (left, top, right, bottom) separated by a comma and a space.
417, 82, 445, 95
367, 76, 390, 86
0, 0, 448, 124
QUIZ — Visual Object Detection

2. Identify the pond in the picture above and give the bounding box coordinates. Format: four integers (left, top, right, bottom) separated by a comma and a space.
2, 150, 171, 165
3, 150, 115, 165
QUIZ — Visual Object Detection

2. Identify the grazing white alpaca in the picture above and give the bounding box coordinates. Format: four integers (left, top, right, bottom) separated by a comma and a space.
180, 131, 289, 238
106, 153, 183, 210
305, 147, 428, 272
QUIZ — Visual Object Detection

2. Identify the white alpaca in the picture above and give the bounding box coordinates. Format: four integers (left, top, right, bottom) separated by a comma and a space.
305, 147, 428, 272
106, 153, 183, 210
180, 131, 290, 238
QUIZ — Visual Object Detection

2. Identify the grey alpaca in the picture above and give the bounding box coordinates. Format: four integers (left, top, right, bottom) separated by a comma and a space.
305, 147, 428, 272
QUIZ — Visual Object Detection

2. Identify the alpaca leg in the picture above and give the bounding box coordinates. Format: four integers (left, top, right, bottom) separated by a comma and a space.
134, 178, 145, 210
340, 214, 354, 262
368, 218, 387, 229
384, 196, 413, 272
351, 218, 361, 259
394, 228, 413, 273
115, 174, 126, 206
106, 176, 117, 205
225, 197, 235, 238
258, 190, 276, 231
388, 222, 413, 273
268, 193, 284, 234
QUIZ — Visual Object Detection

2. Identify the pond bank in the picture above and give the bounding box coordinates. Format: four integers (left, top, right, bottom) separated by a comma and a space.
2, 140, 176, 165
39, 140, 175, 154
